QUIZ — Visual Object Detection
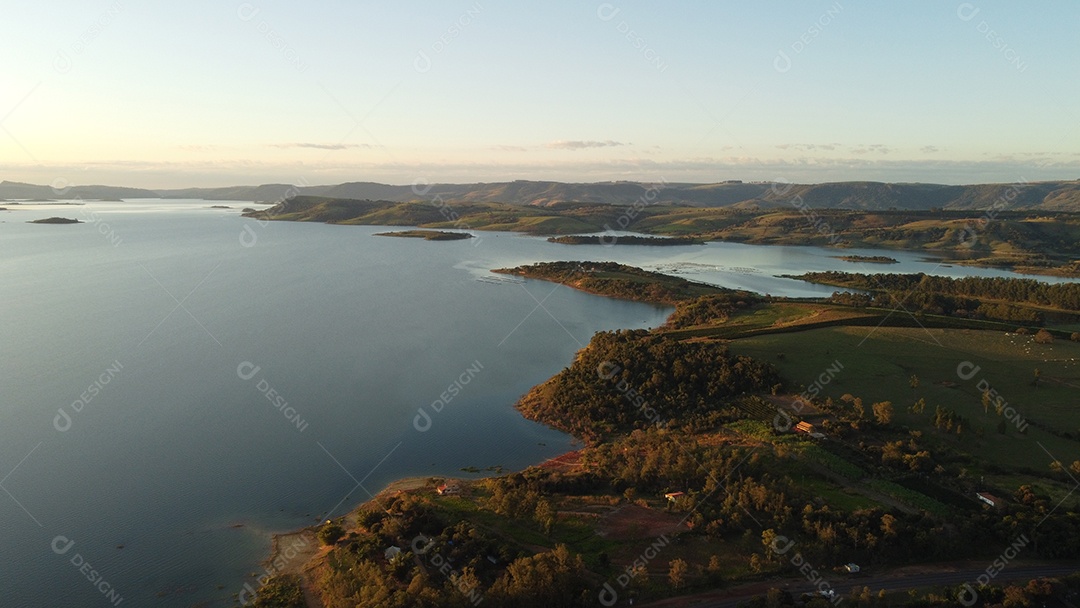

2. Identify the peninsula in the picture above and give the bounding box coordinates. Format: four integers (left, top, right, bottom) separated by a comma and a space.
247, 261, 1080, 608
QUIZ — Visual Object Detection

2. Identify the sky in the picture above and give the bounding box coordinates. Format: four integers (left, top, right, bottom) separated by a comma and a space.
2, 0, 1079, 189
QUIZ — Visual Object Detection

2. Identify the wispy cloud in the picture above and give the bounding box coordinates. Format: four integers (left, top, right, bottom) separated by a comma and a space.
545, 140, 627, 150
270, 142, 374, 150
850, 144, 893, 155
921, 145, 941, 154
493, 144, 528, 152
776, 142, 842, 152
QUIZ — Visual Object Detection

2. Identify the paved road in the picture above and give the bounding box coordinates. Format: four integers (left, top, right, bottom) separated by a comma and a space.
641, 564, 1080, 608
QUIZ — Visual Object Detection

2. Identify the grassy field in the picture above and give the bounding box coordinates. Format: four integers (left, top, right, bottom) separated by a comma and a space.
664, 302, 880, 339
728, 326, 1080, 486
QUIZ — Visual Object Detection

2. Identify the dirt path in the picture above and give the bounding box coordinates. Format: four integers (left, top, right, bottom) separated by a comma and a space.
640, 562, 1079, 608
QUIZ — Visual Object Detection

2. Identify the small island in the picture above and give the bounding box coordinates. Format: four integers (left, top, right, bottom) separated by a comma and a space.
374, 230, 473, 241
209, 205, 231, 209
547, 234, 703, 246
29, 217, 82, 224
493, 261, 725, 305
833, 254, 899, 264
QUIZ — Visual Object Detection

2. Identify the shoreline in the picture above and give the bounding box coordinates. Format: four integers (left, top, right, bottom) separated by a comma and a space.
256, 476, 434, 607
263, 473, 432, 565
253, 265, 675, 604
259, 453, 588, 606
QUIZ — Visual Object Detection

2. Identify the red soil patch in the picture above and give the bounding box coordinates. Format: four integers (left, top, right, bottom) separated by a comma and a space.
598, 504, 689, 541
539, 450, 584, 473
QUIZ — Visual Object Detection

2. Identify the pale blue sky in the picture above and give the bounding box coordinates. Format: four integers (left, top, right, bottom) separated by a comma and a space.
2, 1, 1078, 188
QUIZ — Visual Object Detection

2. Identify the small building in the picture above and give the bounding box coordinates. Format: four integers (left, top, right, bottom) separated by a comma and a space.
384, 546, 402, 561
845, 563, 861, 574
664, 491, 685, 502
794, 421, 825, 438
977, 492, 1003, 508
437, 483, 460, 496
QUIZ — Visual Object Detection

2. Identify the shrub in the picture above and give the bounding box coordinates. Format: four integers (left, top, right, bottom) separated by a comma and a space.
317, 521, 345, 545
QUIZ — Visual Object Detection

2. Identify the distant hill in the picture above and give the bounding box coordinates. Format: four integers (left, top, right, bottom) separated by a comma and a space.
157, 183, 337, 202
145, 179, 1080, 212
316, 179, 1080, 211
4, 178, 1080, 211
0, 180, 157, 200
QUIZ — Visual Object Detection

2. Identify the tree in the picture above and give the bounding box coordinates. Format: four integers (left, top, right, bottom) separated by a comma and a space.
904, 451, 933, 472
486, 544, 589, 605
766, 587, 785, 608
850, 397, 865, 425
1071, 332, 1079, 342
1002, 584, 1031, 608
706, 555, 723, 583
453, 567, 483, 604
761, 529, 780, 561
668, 558, 689, 589
873, 401, 894, 426
317, 521, 345, 545
749, 553, 763, 573
250, 575, 305, 608
880, 514, 898, 538
881, 441, 904, 467
981, 390, 992, 414
1034, 329, 1054, 344
912, 397, 926, 415
534, 499, 556, 534
909, 374, 920, 391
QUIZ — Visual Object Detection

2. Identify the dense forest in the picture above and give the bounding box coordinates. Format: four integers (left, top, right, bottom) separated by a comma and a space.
517, 329, 779, 441
663, 292, 761, 328
799, 271, 1080, 325
800, 272, 1080, 310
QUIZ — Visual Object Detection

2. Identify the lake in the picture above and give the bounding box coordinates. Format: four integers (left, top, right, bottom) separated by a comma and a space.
0, 200, 1070, 606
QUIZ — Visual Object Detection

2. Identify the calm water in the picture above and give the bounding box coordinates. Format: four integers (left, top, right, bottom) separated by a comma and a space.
0, 200, 1070, 606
